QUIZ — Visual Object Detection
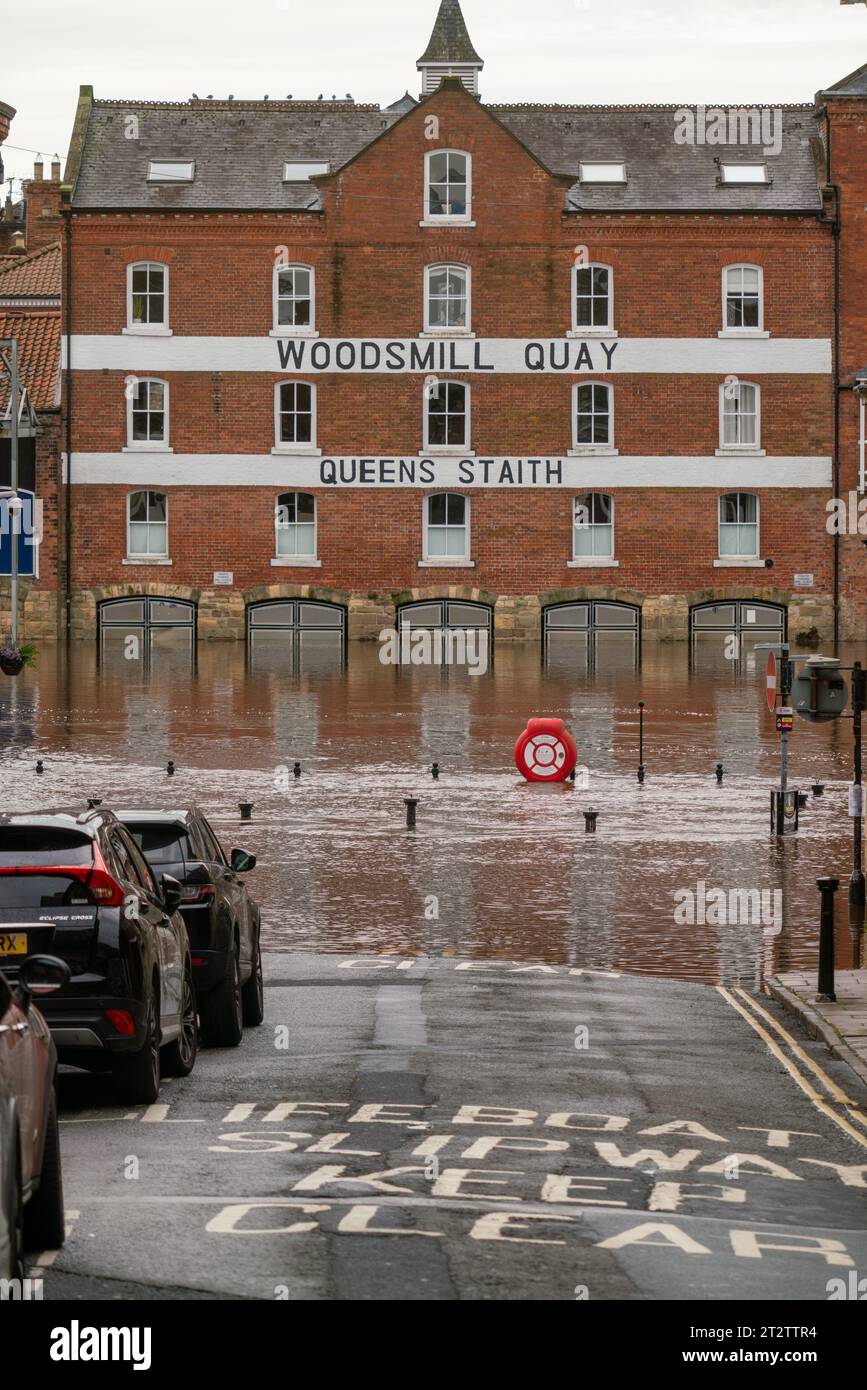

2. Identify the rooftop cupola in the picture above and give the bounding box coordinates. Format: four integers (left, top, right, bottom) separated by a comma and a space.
417, 0, 484, 97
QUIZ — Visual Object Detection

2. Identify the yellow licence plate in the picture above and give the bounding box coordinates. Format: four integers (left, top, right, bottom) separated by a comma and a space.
0, 933, 27, 956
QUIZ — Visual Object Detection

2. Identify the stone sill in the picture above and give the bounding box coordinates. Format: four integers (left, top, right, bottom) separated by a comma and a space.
418, 331, 476, 339
567, 330, 618, 339
122, 327, 173, 337
713, 558, 767, 568
715, 448, 766, 457
269, 329, 320, 339
567, 558, 620, 568
418, 560, 475, 568
718, 330, 770, 339
568, 447, 619, 457
419, 220, 476, 229
270, 558, 322, 567
271, 446, 322, 456
123, 557, 173, 566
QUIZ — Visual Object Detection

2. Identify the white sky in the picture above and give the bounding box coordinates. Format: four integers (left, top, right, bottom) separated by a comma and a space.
3, 0, 866, 189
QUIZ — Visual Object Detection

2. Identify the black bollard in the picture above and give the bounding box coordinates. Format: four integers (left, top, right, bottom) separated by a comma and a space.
583, 810, 598, 834
637, 701, 646, 784
431, 763, 440, 780
404, 797, 419, 829
167, 760, 175, 777
797, 791, 809, 809
239, 801, 253, 821
87, 797, 102, 809
35, 759, 44, 774
294, 762, 302, 779
811, 783, 824, 797
816, 876, 838, 1002
715, 763, 724, 785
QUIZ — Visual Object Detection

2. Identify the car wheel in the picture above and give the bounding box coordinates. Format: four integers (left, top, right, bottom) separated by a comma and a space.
161, 967, 198, 1078
22, 1092, 65, 1253
241, 932, 264, 1028
199, 943, 243, 1047
113, 993, 161, 1104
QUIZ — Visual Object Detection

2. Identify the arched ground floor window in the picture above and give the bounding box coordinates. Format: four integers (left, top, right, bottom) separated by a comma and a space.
247, 599, 345, 675
543, 600, 641, 674
397, 600, 493, 669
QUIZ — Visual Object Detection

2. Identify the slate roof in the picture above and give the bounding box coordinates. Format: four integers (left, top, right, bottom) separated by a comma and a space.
72, 102, 403, 211
418, 0, 483, 66
0, 311, 61, 411
818, 60, 867, 98
0, 243, 61, 300
71, 96, 824, 215
493, 106, 824, 213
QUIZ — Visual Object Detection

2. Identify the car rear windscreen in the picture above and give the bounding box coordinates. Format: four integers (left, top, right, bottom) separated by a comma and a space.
0, 875, 96, 908
0, 828, 94, 866
125, 825, 194, 864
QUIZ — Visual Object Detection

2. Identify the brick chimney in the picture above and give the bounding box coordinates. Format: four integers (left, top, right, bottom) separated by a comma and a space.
24, 153, 64, 254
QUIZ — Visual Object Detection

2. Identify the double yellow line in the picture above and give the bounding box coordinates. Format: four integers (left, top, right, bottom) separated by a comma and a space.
717, 985, 867, 1150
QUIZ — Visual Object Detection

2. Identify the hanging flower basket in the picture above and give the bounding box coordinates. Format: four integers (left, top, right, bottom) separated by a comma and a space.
0, 643, 36, 677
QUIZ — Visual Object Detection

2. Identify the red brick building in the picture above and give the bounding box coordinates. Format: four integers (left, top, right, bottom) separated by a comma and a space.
49, 2, 867, 653
0, 103, 63, 638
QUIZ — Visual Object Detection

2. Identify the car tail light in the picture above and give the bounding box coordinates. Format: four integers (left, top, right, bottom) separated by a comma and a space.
180, 885, 215, 904
190, 956, 205, 966
0, 861, 125, 906
105, 1009, 136, 1035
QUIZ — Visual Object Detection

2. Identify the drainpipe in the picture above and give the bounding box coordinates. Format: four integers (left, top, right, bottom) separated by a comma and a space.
63, 206, 72, 641
821, 113, 842, 652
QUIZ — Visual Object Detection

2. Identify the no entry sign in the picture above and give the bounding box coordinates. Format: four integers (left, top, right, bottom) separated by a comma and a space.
766, 652, 778, 713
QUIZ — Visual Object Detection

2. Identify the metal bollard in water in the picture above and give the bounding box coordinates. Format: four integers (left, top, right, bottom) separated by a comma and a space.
239, 801, 253, 822
716, 763, 724, 785
35, 760, 44, 774
87, 798, 102, 809
167, 760, 176, 777
404, 797, 419, 828
294, 762, 302, 779
812, 783, 824, 797
432, 763, 439, 780
816, 876, 838, 1002
583, 810, 599, 834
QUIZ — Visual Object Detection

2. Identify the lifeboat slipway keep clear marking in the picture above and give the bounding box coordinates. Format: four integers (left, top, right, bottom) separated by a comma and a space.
523, 734, 568, 778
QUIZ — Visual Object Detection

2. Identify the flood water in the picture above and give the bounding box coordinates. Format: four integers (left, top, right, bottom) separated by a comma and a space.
1, 637, 865, 986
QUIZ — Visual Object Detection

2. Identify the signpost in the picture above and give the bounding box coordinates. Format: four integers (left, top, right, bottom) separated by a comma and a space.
766, 652, 777, 714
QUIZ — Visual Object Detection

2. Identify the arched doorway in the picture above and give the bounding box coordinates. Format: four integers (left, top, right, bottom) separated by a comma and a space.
98, 596, 196, 672
543, 600, 641, 673
247, 599, 345, 674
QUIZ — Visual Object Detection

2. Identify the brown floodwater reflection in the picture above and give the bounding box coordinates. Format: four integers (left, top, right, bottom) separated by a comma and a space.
1, 638, 865, 985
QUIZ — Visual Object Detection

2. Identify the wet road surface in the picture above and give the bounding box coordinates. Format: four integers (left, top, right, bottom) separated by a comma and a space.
39, 953, 867, 1302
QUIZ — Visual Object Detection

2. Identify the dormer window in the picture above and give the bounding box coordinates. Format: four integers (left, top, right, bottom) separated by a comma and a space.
283, 162, 330, 181
579, 162, 626, 184
424, 151, 472, 224
147, 161, 194, 182
719, 163, 768, 184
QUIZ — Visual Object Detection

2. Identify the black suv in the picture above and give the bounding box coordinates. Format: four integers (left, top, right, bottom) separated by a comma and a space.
117, 809, 263, 1047
0, 809, 197, 1103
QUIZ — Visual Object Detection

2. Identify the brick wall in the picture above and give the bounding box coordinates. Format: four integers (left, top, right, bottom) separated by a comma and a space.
64, 85, 842, 640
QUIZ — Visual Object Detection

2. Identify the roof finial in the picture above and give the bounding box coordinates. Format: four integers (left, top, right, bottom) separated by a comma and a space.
417, 0, 484, 97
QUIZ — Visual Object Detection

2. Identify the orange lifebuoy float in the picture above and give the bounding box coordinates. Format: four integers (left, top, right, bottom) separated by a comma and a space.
514, 718, 578, 782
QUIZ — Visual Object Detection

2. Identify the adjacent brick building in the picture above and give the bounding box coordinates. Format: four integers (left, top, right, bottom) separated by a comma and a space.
0, 103, 63, 639
44, 2, 867, 651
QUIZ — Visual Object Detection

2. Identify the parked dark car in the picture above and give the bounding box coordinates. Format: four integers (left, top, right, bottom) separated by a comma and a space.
117, 809, 263, 1047
1, 954, 70, 1283
0, 809, 197, 1104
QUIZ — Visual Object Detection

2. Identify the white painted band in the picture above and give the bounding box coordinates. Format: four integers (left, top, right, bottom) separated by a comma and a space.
65, 335, 833, 376
65, 453, 833, 488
